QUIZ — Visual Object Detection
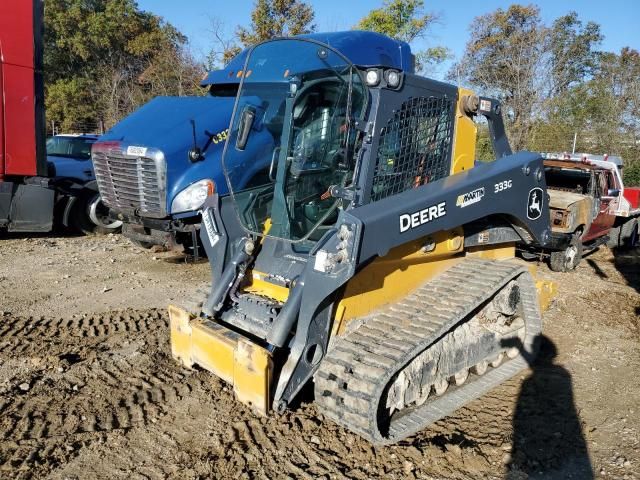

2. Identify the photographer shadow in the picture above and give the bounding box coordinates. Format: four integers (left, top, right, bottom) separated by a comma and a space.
503, 335, 593, 479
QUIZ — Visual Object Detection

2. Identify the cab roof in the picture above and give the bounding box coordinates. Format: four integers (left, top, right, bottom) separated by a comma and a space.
201, 31, 413, 86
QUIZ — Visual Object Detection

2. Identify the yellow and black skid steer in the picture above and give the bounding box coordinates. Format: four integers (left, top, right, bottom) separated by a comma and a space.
169, 32, 556, 444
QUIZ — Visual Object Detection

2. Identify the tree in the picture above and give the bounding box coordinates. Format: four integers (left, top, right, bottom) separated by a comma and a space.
44, 0, 203, 131
237, 0, 315, 47
205, 18, 240, 70
450, 4, 545, 150
451, 5, 603, 151
206, 0, 316, 70
355, 0, 450, 73
548, 12, 602, 95
528, 46, 640, 176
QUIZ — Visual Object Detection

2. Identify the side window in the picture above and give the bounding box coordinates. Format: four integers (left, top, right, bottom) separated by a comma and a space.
596, 172, 607, 197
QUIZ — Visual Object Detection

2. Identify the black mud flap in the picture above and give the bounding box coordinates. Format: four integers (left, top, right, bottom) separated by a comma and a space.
7, 183, 55, 232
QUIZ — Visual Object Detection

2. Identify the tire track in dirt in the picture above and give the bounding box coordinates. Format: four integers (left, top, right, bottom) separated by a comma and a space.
0, 309, 562, 479
0, 354, 192, 442
81, 372, 512, 480
0, 309, 166, 342
0, 308, 196, 476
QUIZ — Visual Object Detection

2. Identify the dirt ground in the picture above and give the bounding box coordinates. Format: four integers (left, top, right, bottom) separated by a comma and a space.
0, 232, 638, 480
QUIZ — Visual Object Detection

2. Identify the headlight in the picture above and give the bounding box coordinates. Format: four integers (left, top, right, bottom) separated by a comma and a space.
384, 69, 401, 88
365, 69, 380, 86
170, 179, 215, 214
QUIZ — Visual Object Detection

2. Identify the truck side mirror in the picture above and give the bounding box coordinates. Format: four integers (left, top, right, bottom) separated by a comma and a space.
236, 107, 256, 151
606, 188, 620, 197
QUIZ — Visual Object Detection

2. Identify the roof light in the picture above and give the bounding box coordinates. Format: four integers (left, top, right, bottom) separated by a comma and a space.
385, 69, 401, 88
365, 69, 380, 86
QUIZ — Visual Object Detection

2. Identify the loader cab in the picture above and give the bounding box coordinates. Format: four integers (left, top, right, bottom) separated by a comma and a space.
222, 38, 368, 246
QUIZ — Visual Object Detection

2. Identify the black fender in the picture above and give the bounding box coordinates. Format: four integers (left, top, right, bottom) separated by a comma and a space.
60, 180, 98, 227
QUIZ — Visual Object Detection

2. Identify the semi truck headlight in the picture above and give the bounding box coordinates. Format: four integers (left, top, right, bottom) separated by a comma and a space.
171, 179, 215, 213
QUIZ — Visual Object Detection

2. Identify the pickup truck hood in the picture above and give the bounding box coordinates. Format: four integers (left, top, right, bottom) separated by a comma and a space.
98, 96, 237, 212
548, 189, 590, 209
47, 155, 94, 183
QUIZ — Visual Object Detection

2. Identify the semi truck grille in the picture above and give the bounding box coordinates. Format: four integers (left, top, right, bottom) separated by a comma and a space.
92, 146, 167, 218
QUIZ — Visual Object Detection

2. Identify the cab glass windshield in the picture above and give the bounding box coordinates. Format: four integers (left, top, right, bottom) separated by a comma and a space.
222, 39, 366, 243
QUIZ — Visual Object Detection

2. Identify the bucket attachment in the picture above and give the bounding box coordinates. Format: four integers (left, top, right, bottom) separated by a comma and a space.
168, 305, 272, 415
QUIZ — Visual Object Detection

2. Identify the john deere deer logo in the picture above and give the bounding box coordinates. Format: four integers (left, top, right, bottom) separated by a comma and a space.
527, 188, 543, 220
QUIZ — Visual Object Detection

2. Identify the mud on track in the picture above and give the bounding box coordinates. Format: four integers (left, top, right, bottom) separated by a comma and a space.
0, 235, 639, 479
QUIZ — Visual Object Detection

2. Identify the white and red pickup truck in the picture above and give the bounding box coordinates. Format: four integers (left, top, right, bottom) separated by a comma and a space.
521, 152, 639, 271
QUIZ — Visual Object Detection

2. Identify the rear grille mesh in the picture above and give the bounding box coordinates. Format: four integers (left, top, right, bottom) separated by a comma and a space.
92, 149, 166, 217
370, 96, 454, 202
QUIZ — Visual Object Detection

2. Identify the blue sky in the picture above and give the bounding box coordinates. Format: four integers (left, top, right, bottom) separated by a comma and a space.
137, 0, 639, 79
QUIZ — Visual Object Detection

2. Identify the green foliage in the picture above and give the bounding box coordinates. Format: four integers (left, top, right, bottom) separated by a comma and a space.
44, 0, 204, 132
475, 123, 495, 162
451, 4, 605, 152
356, 0, 433, 43
45, 78, 95, 132
355, 0, 450, 73
548, 12, 602, 94
236, 0, 315, 47
528, 46, 640, 173
624, 160, 640, 187
206, 0, 315, 69
450, 4, 544, 149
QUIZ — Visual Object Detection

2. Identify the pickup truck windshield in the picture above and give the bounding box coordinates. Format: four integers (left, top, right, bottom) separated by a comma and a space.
545, 167, 592, 194
222, 39, 366, 243
46, 136, 95, 160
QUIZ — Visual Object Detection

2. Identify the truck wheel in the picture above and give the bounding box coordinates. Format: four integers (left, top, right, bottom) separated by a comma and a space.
549, 237, 583, 272
71, 191, 122, 235
607, 225, 621, 249
620, 218, 638, 249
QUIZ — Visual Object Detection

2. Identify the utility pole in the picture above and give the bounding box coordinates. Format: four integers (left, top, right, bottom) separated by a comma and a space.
572, 132, 577, 154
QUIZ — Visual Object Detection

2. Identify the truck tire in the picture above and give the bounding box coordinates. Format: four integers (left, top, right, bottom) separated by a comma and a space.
606, 225, 621, 249
549, 236, 583, 272
620, 218, 638, 249
608, 219, 639, 249
71, 191, 122, 235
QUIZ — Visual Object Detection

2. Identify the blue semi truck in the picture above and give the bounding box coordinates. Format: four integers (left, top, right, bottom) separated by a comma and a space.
92, 32, 412, 252
92, 50, 267, 252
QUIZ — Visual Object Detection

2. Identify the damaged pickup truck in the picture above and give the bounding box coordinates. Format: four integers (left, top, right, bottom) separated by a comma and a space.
521, 153, 639, 272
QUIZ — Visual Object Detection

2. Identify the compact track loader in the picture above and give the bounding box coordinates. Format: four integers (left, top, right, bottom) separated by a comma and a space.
169, 32, 556, 444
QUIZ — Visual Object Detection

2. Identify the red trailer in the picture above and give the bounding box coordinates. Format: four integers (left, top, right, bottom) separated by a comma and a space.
0, 0, 53, 231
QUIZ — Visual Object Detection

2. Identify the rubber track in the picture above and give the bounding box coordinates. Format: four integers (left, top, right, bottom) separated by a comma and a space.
314, 258, 542, 444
